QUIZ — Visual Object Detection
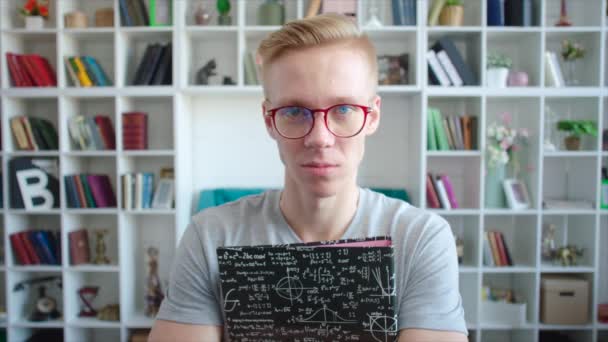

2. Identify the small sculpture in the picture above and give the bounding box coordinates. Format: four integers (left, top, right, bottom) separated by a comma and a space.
196, 59, 217, 85
194, 2, 212, 25
93, 229, 110, 264
555, 0, 572, 26
78, 286, 99, 317
145, 247, 164, 317
222, 76, 236, 85
541, 223, 557, 261
97, 304, 120, 321
551, 245, 584, 266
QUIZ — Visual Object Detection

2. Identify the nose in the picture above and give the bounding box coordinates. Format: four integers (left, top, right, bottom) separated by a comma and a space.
303, 111, 334, 148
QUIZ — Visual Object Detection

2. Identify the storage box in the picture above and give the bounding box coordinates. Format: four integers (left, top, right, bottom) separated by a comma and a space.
95, 8, 114, 27
481, 301, 527, 326
541, 276, 589, 324
64, 11, 88, 28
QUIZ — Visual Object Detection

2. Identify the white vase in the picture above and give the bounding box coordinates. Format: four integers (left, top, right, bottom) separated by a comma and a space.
25, 16, 44, 30
486, 67, 509, 88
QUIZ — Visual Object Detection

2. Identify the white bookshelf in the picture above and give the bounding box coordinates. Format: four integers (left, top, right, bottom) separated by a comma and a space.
0, 0, 605, 341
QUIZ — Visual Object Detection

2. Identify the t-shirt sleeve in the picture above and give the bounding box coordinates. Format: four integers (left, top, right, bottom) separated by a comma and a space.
155, 220, 223, 325
398, 220, 468, 335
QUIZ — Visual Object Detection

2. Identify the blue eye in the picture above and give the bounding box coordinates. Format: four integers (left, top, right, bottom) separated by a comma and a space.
277, 107, 310, 121
332, 105, 355, 115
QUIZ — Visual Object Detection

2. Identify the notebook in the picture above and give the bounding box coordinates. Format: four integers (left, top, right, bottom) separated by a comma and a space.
217, 236, 398, 341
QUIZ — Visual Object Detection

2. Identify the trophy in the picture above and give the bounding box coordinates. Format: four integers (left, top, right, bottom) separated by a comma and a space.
93, 229, 110, 264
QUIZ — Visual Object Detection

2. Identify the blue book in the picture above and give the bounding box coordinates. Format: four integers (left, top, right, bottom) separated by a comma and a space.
144, 172, 154, 208
119, 0, 133, 26
27, 231, 48, 264
35, 231, 58, 265
488, 0, 504, 26
44, 230, 60, 263
80, 56, 100, 86
84, 56, 112, 86
392, 0, 403, 25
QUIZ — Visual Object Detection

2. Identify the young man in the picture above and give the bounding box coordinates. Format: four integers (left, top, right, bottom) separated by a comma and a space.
150, 13, 467, 342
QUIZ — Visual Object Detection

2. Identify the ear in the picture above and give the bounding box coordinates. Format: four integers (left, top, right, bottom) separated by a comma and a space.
262, 99, 277, 140
364, 95, 381, 136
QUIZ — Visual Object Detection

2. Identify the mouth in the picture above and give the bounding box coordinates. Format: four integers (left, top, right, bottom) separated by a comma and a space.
301, 162, 338, 168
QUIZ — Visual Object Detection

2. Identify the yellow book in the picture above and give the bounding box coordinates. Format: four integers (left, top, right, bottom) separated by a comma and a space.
71, 57, 93, 87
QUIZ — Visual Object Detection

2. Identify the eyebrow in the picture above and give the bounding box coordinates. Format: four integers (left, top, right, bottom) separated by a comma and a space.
276, 97, 360, 107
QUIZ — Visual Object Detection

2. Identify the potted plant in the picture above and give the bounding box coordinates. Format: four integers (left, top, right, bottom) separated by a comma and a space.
486, 52, 512, 88
556, 119, 598, 151
19, 0, 49, 30
438, 0, 464, 26
561, 39, 585, 86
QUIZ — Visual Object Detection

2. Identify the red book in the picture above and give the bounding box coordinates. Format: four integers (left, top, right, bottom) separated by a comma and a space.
36, 54, 57, 86
68, 229, 90, 265
27, 54, 52, 86
6, 53, 24, 86
498, 231, 513, 266
19, 231, 41, 264
17, 55, 44, 86
493, 231, 508, 266
9, 232, 30, 265
87, 174, 116, 207
73, 175, 88, 208
426, 173, 441, 208
94, 115, 116, 149
123, 112, 148, 149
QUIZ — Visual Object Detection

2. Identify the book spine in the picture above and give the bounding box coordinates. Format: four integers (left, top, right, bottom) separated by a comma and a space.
440, 174, 459, 209
10, 233, 30, 265
426, 173, 441, 208
434, 177, 452, 210
436, 50, 464, 86
425, 50, 451, 86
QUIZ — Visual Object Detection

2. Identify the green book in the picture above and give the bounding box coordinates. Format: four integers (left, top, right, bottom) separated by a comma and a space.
38, 118, 59, 150
427, 108, 437, 151
80, 174, 97, 208
430, 107, 450, 150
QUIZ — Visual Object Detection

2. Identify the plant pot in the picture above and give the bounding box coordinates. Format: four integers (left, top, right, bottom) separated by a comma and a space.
508, 70, 529, 87
564, 135, 581, 150
439, 5, 464, 26
486, 67, 510, 87
25, 16, 44, 30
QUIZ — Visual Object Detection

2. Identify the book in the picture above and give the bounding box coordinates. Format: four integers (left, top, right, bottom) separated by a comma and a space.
426, 49, 451, 86
440, 173, 459, 209
123, 112, 148, 150
427, 109, 438, 151
434, 176, 452, 209
431, 37, 477, 86
426, 172, 441, 208
436, 49, 464, 86
428, 0, 446, 26
69, 229, 90, 265
487, 0, 503, 26
217, 236, 397, 341
544, 51, 564, 87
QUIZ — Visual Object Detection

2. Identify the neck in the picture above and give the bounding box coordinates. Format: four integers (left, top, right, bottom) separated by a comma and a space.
279, 182, 359, 243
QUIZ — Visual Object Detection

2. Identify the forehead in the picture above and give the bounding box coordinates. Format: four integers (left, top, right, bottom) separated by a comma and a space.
264, 43, 373, 106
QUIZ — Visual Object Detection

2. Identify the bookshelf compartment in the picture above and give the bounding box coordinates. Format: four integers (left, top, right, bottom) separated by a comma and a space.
61, 30, 114, 88
360, 0, 419, 27
63, 214, 119, 267
0, 1, 59, 29
1, 32, 58, 88
544, 0, 604, 27
118, 155, 174, 210
480, 329, 535, 342
183, 0, 238, 27
119, 214, 175, 325
61, 155, 117, 209
366, 30, 417, 86
117, 96, 174, 151
427, 155, 481, 209
459, 273, 479, 325
540, 215, 596, 269
542, 157, 598, 210
244, 0, 297, 26
482, 272, 537, 326
5, 214, 61, 267
3, 97, 59, 153
360, 94, 422, 201
58, 0, 115, 29
117, 30, 173, 87
486, 32, 542, 87
62, 96, 116, 152
64, 271, 119, 324
427, 32, 482, 87
427, 96, 481, 151
544, 32, 601, 87
8, 270, 63, 324
445, 215, 479, 267
9, 328, 63, 342
544, 97, 601, 152
538, 329, 593, 342
66, 327, 121, 342
184, 30, 237, 86
484, 214, 538, 268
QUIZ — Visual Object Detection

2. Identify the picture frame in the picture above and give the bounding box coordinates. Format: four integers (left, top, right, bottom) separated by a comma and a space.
503, 178, 531, 210
151, 178, 174, 209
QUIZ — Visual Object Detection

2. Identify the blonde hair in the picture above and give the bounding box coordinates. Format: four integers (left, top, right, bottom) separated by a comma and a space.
257, 13, 377, 87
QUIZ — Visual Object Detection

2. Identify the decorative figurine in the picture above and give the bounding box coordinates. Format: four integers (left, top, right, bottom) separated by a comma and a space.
13, 276, 63, 322
552, 245, 584, 266
541, 223, 557, 261
93, 229, 110, 264
222, 76, 236, 85
194, 1, 212, 25
78, 286, 99, 317
144, 247, 164, 317
196, 59, 217, 85
364, 1, 383, 28
97, 304, 120, 321
555, 0, 572, 26
217, 0, 232, 25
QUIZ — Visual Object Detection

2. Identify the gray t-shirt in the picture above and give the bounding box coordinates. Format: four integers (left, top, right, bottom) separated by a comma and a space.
156, 187, 468, 335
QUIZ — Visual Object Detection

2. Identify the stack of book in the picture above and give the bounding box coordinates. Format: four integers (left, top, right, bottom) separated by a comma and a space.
122, 112, 148, 150
426, 37, 477, 86
10, 116, 58, 150
427, 107, 477, 151
65, 56, 112, 87
5, 52, 57, 87
68, 229, 90, 265
119, 0, 171, 26
10, 230, 61, 265
483, 230, 514, 267
487, 0, 535, 26
68, 115, 116, 150
132, 43, 172, 85
121, 172, 154, 210
64, 174, 117, 208
426, 172, 458, 209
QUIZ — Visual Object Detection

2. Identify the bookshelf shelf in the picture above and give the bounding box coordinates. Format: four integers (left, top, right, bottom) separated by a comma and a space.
0, 0, 603, 341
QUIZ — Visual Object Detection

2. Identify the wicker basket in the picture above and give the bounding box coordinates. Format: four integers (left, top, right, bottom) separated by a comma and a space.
439, 5, 464, 26
64, 10, 88, 28
95, 7, 114, 27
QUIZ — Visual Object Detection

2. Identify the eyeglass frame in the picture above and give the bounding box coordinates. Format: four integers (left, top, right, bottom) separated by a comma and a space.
264, 103, 374, 139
